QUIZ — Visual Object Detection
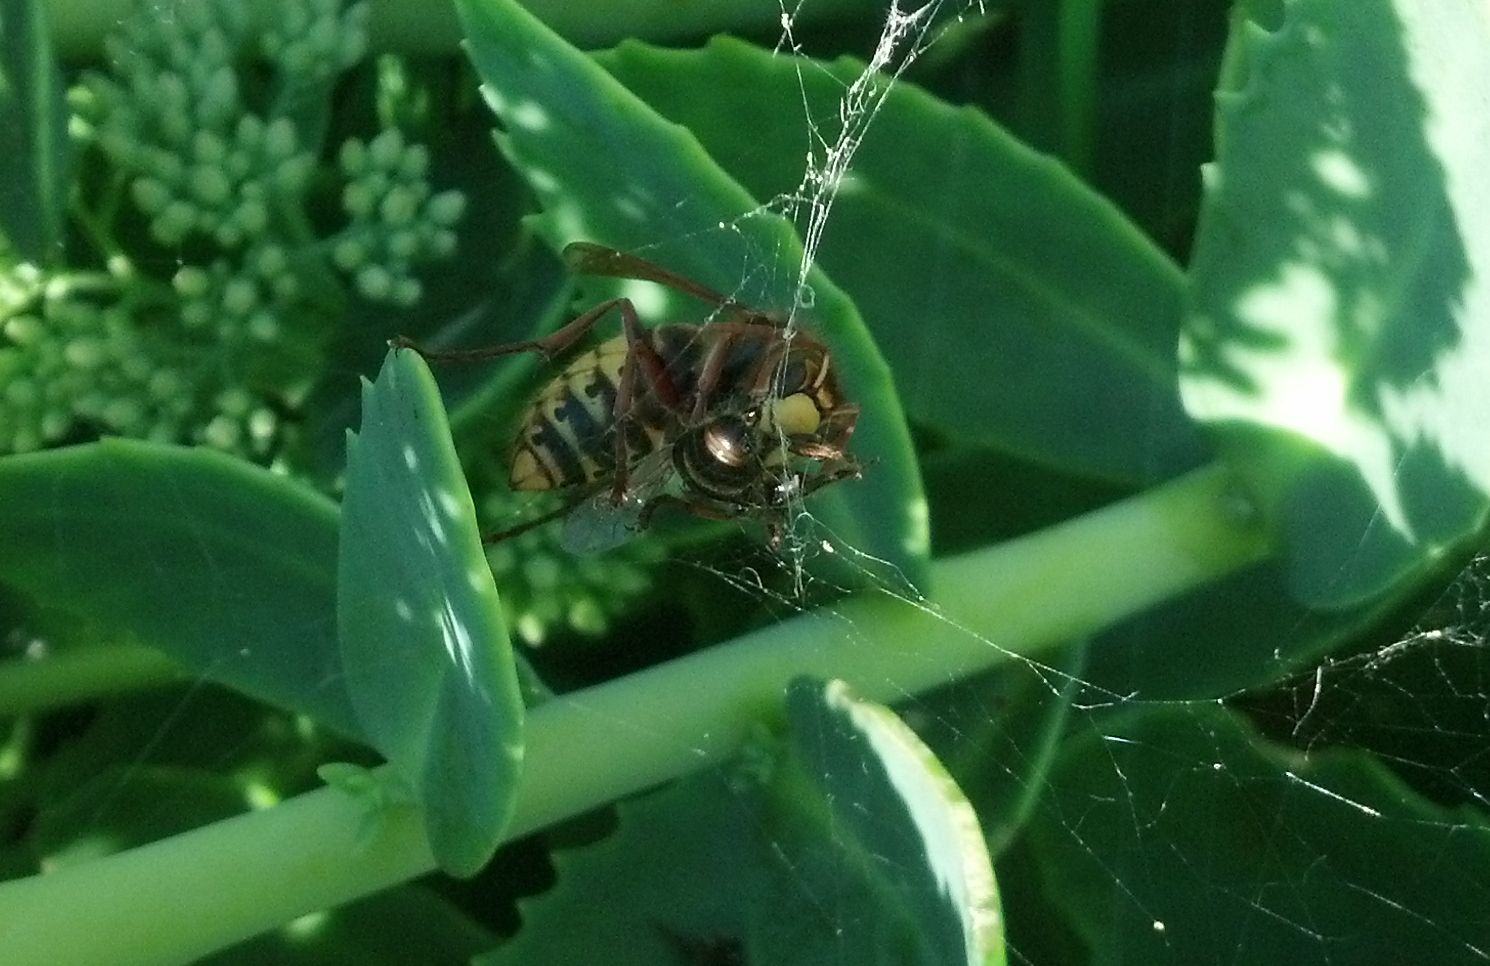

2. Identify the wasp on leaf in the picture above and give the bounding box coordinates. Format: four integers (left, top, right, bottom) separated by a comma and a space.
396, 243, 861, 552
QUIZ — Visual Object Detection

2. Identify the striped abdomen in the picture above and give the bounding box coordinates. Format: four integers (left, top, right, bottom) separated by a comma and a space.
510, 336, 651, 490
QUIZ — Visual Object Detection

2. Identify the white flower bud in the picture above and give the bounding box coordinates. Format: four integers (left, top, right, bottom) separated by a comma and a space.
339, 138, 367, 175
391, 277, 421, 307
131, 177, 171, 214
332, 237, 365, 270
368, 128, 403, 169
427, 190, 466, 227
355, 265, 391, 300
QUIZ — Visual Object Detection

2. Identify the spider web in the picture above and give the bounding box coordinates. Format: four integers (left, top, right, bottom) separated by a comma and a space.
773, 0, 982, 334
49, 2, 1490, 963
644, 4, 1490, 964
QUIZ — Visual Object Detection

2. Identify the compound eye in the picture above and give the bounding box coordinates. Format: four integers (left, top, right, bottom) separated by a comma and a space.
702, 417, 753, 468
778, 358, 808, 392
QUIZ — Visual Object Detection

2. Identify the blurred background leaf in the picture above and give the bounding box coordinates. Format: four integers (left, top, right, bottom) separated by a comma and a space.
0, 0, 71, 263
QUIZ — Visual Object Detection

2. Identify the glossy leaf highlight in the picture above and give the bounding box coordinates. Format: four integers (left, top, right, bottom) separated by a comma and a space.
338, 348, 523, 876
1181, 0, 1490, 607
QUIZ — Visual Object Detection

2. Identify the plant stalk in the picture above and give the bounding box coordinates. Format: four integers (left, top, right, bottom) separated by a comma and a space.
0, 462, 1268, 964
44, 0, 872, 58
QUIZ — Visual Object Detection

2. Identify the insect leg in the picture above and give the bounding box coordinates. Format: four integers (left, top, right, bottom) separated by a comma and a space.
609, 301, 679, 501
563, 242, 782, 328
796, 457, 863, 497
635, 492, 736, 530
688, 330, 737, 422
392, 298, 631, 363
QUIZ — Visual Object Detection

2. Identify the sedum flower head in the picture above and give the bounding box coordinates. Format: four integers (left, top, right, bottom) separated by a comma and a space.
481, 490, 661, 647
3, 0, 468, 463
0, 273, 196, 453
81, 0, 320, 251
334, 129, 466, 307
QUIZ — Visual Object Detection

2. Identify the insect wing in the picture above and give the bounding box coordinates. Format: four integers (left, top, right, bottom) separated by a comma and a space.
558, 449, 674, 554
559, 493, 647, 555
562, 242, 766, 322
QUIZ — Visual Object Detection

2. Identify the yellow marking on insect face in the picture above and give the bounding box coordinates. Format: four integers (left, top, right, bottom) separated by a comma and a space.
769, 392, 821, 436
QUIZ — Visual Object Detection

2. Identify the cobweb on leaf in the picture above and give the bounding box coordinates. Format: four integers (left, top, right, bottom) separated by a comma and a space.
73, 2, 1490, 963
670, 5, 1490, 964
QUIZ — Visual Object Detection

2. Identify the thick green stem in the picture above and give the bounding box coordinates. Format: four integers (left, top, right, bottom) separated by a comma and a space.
0, 643, 183, 715
0, 463, 1268, 965
520, 462, 1269, 823
44, 0, 870, 58
0, 776, 433, 966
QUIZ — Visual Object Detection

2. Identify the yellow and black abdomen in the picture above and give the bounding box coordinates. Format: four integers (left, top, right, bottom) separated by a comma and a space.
508, 336, 672, 490
509, 337, 628, 490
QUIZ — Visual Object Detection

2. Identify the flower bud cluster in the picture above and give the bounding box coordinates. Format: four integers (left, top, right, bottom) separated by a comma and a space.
0, 266, 287, 458
261, 0, 369, 89
1, 0, 468, 461
81, 0, 319, 250
172, 243, 299, 346
332, 130, 465, 307
0, 274, 194, 453
481, 489, 659, 647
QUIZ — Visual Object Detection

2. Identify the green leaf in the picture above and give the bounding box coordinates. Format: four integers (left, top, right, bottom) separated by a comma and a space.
479, 772, 759, 966
597, 38, 1205, 484
916, 644, 1086, 855
0, 440, 360, 736
456, 0, 928, 581
210, 886, 498, 966
482, 680, 1004, 966
1026, 704, 1490, 963
338, 348, 523, 876
772, 678, 1005, 966
1180, 0, 1490, 608
0, 0, 71, 262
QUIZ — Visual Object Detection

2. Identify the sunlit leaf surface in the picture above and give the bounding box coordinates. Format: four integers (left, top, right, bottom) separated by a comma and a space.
1181, 0, 1490, 607
338, 348, 523, 876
